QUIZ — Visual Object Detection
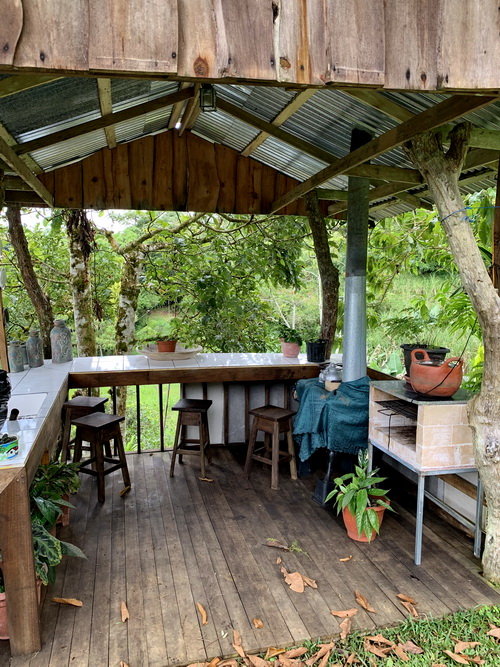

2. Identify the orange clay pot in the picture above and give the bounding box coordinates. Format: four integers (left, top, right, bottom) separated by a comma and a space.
409, 348, 463, 398
280, 340, 301, 358
157, 340, 176, 353
342, 502, 387, 542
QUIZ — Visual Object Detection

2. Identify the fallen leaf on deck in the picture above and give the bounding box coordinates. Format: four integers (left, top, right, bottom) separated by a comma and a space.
252, 617, 264, 629
282, 647, 308, 659
267, 540, 290, 551
401, 600, 419, 617
443, 650, 470, 664
186, 663, 208, 667
365, 634, 395, 647
317, 649, 331, 667
197, 602, 208, 626
276, 556, 282, 565
247, 655, 268, 667
339, 556, 353, 562
51, 597, 83, 607
207, 658, 220, 667
393, 644, 410, 662
120, 601, 129, 622
454, 641, 481, 653
265, 648, 285, 660
340, 618, 352, 641
363, 638, 391, 659
396, 593, 416, 604
120, 662, 129, 667
232, 629, 246, 658
198, 477, 214, 482
219, 661, 238, 667
278, 658, 304, 667
330, 608, 358, 619
300, 574, 317, 589
354, 590, 376, 613
304, 643, 333, 665
282, 569, 305, 593
120, 486, 131, 497
399, 640, 424, 654
487, 627, 500, 639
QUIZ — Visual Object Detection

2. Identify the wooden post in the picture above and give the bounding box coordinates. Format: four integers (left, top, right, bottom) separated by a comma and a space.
0, 289, 10, 371
492, 165, 500, 289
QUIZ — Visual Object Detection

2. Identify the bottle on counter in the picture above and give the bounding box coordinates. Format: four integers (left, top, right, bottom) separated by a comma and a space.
50, 319, 73, 363
26, 329, 44, 368
7, 341, 25, 373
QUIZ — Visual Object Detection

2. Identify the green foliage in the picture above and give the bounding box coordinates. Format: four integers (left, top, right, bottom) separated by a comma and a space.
326, 451, 393, 541
31, 461, 81, 499
136, 315, 182, 343
277, 323, 303, 345
31, 523, 86, 586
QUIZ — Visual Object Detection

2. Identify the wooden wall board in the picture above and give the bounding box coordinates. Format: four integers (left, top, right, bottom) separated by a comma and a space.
0, 0, 23, 67
186, 132, 220, 211
214, 143, 238, 213
128, 136, 154, 209
172, 131, 188, 210
54, 161, 83, 208
83, 150, 106, 209
152, 131, 174, 211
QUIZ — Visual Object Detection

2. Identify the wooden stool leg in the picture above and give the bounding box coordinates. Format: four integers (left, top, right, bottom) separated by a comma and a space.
202, 413, 211, 465
271, 421, 280, 490
286, 425, 298, 480
115, 429, 131, 488
61, 410, 72, 462
199, 415, 206, 479
170, 413, 182, 477
244, 418, 259, 479
73, 430, 83, 463
178, 423, 186, 465
94, 441, 105, 503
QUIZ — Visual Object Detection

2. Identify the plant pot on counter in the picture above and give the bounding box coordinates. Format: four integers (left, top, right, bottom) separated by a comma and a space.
157, 340, 176, 353
409, 348, 463, 398
280, 340, 301, 358
306, 339, 328, 363
400, 343, 449, 376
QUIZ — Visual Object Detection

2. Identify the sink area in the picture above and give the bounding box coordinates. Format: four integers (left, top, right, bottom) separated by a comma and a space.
7, 393, 47, 419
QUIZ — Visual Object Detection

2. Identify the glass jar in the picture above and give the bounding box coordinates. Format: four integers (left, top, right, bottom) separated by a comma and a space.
26, 329, 44, 368
50, 320, 73, 363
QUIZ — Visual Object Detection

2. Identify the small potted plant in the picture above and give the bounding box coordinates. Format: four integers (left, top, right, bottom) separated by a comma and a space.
326, 451, 394, 542
278, 324, 303, 358
137, 318, 182, 353
30, 461, 81, 526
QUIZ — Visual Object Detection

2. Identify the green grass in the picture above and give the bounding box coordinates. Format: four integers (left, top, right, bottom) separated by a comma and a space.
124, 383, 181, 451
251, 605, 500, 666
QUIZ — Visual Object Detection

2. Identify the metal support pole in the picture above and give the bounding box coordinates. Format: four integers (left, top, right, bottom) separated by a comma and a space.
415, 474, 426, 565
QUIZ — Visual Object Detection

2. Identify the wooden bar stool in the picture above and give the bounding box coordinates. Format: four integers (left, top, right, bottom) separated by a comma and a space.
170, 398, 212, 478
61, 395, 108, 462
72, 413, 130, 503
244, 405, 298, 490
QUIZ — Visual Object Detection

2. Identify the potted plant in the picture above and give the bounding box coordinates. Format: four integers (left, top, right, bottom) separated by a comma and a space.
326, 451, 394, 542
30, 461, 81, 527
137, 318, 182, 353
278, 324, 303, 358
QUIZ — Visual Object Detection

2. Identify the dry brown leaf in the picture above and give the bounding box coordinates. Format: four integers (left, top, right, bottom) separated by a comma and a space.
186, 663, 209, 667
469, 658, 485, 665
51, 597, 83, 607
443, 650, 470, 664
282, 648, 308, 659
399, 640, 424, 655
198, 477, 214, 482
285, 571, 305, 593
300, 574, 317, 589
330, 608, 358, 619
340, 618, 352, 641
119, 486, 131, 497
196, 602, 208, 626
401, 600, 419, 617
431, 664, 447, 667
354, 590, 376, 613
119, 662, 129, 667
396, 593, 417, 604
363, 638, 391, 659
314, 642, 335, 660
317, 650, 330, 667
278, 658, 304, 667
346, 654, 360, 665
120, 601, 129, 622
247, 655, 268, 667
207, 659, 220, 667
304, 651, 320, 666
267, 541, 290, 551
265, 648, 286, 660
276, 556, 282, 565
232, 629, 246, 659
219, 661, 239, 667
369, 658, 377, 667
252, 617, 264, 629
393, 645, 410, 662
365, 634, 395, 647
454, 641, 481, 653
339, 556, 353, 562
487, 627, 500, 639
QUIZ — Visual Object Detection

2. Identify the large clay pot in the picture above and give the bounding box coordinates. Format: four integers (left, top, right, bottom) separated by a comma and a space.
409, 348, 463, 398
342, 502, 387, 542
280, 340, 300, 358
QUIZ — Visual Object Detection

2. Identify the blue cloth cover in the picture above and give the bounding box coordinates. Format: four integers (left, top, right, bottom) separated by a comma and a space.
293, 376, 370, 462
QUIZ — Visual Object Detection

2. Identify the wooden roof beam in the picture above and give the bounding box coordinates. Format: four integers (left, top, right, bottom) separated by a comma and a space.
14, 87, 195, 156
0, 136, 53, 206
0, 75, 63, 100
271, 94, 499, 214
178, 84, 201, 137
97, 78, 116, 149
241, 89, 317, 157
168, 82, 192, 129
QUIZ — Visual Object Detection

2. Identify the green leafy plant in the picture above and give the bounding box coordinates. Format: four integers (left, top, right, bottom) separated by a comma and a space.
136, 317, 183, 343
277, 323, 303, 346
31, 523, 86, 586
31, 461, 81, 499
326, 451, 394, 541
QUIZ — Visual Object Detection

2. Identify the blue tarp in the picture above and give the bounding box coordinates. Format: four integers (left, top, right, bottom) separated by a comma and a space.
293, 376, 370, 462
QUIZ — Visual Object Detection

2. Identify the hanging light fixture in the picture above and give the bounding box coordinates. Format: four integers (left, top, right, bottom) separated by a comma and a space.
199, 84, 217, 112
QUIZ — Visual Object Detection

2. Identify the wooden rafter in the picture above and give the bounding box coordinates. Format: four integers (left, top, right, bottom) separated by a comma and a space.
4, 175, 32, 190
168, 82, 192, 129
178, 84, 201, 137
14, 87, 195, 156
0, 136, 53, 206
241, 89, 316, 157
270, 94, 499, 214
97, 78, 116, 149
217, 98, 423, 185
0, 75, 63, 100
0, 123, 42, 174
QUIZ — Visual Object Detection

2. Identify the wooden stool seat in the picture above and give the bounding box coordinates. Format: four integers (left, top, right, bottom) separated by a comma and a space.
170, 398, 212, 478
61, 395, 108, 462
72, 412, 130, 503
244, 404, 298, 490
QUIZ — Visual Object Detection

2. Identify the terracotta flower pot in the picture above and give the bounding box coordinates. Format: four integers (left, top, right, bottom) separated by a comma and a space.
157, 340, 176, 353
342, 502, 388, 542
409, 348, 463, 398
280, 340, 300, 358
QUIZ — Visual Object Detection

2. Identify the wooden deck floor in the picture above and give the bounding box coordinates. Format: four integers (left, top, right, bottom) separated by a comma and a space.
4, 449, 500, 667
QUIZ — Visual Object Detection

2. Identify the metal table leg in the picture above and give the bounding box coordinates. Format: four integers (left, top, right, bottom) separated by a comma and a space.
415, 474, 426, 565
474, 476, 483, 558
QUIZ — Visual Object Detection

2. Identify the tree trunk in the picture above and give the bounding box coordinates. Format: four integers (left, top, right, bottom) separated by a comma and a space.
6, 207, 54, 357
405, 123, 500, 583
0, 169, 4, 209
64, 210, 97, 357
304, 190, 340, 357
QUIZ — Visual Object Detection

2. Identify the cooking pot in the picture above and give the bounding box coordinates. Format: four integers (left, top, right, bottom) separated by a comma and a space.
409, 348, 463, 398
